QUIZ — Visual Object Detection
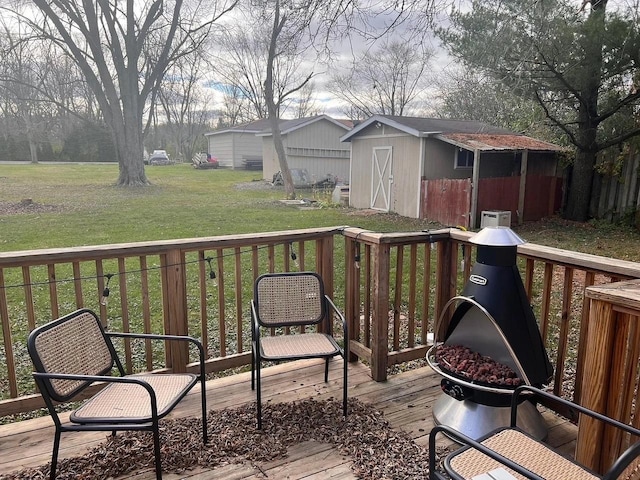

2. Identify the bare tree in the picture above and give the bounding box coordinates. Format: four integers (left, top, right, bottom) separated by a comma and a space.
292, 82, 321, 119
6, 0, 237, 185
329, 39, 433, 118
0, 25, 56, 163
157, 52, 215, 163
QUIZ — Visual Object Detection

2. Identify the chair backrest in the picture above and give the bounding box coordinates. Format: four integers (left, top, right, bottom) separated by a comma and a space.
27, 309, 116, 402
254, 272, 326, 328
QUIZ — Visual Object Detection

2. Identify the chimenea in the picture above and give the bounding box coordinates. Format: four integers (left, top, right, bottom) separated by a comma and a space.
426, 226, 553, 440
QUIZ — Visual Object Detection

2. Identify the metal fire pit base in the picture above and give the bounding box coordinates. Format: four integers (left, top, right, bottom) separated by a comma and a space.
432, 393, 548, 441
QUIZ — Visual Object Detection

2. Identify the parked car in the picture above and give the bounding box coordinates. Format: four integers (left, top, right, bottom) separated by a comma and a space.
148, 150, 171, 165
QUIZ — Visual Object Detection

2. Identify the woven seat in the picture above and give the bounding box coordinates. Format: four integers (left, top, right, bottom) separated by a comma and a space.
251, 272, 348, 429
429, 386, 640, 480
28, 309, 208, 480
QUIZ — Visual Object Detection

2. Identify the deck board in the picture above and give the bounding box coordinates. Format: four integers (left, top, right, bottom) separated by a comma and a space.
0, 360, 577, 479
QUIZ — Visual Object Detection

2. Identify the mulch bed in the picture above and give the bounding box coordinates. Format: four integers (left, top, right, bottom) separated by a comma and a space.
2, 398, 447, 480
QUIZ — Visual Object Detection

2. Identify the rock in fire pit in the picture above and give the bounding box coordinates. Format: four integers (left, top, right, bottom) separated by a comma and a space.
435, 344, 523, 387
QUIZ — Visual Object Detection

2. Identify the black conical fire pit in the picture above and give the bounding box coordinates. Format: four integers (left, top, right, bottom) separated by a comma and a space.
426, 226, 553, 440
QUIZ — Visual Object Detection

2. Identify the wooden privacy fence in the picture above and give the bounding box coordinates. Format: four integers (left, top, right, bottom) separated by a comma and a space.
2, 225, 640, 425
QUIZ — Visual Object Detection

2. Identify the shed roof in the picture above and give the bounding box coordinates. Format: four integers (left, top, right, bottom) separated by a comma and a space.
340, 115, 564, 152
439, 133, 566, 152
256, 114, 352, 136
204, 119, 271, 136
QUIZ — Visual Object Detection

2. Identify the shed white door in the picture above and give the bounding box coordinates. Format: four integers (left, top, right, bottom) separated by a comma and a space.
371, 146, 393, 211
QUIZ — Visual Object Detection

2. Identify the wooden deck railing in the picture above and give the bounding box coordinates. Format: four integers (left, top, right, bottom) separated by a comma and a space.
2, 225, 640, 421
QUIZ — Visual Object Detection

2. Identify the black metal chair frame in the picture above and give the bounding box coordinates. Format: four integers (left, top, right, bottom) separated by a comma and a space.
429, 385, 640, 480
27, 308, 208, 480
250, 271, 348, 429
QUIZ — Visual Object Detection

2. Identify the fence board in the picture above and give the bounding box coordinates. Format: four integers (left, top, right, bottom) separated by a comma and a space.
422, 178, 471, 227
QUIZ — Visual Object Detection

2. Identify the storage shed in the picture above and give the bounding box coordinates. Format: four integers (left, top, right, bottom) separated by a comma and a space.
204, 119, 268, 169
341, 115, 566, 228
258, 115, 353, 183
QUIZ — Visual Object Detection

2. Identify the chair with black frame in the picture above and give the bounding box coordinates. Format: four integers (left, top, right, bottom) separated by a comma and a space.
429, 385, 640, 480
250, 271, 348, 429
27, 308, 208, 480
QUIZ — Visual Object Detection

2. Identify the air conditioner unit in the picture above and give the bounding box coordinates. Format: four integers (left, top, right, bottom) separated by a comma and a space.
480, 210, 512, 228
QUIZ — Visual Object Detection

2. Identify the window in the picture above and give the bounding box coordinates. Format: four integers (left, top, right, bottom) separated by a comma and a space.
455, 148, 474, 169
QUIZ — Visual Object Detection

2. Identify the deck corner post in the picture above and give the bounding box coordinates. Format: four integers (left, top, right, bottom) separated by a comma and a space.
371, 242, 390, 381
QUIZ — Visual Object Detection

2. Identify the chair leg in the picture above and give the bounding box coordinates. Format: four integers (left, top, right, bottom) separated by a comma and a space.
256, 362, 262, 430
201, 379, 208, 444
152, 424, 162, 480
343, 357, 348, 417
251, 344, 255, 391
324, 358, 330, 383
49, 428, 62, 480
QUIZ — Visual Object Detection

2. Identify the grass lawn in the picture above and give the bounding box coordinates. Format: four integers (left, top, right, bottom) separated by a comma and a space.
0, 163, 441, 251
1, 162, 639, 261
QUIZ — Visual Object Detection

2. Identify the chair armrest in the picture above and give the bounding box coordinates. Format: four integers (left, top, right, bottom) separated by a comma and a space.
512, 385, 640, 438
250, 300, 260, 341
33, 372, 160, 416
325, 295, 347, 344
106, 332, 206, 374
428, 424, 545, 480
513, 386, 640, 480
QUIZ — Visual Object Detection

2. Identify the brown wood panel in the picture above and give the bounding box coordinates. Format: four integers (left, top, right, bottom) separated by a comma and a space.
477, 176, 519, 220
422, 178, 471, 228
524, 174, 562, 221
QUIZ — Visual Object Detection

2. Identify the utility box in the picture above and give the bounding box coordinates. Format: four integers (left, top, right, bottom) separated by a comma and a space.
480, 210, 512, 228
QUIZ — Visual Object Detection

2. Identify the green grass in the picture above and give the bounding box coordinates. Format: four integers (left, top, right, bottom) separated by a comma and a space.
0, 163, 441, 251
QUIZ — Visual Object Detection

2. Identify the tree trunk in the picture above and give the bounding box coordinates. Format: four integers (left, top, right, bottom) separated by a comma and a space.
563, 2, 606, 221
565, 149, 598, 221
112, 111, 149, 186
28, 139, 38, 164
264, 0, 295, 199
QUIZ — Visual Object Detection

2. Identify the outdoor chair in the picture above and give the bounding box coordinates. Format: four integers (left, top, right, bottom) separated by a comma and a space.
429, 385, 640, 480
27, 308, 208, 480
251, 271, 348, 429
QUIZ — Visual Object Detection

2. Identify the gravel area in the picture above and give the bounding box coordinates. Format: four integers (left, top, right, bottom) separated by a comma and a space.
2, 398, 450, 480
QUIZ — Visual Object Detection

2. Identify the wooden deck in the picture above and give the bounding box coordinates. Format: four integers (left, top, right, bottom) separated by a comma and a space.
0, 360, 577, 479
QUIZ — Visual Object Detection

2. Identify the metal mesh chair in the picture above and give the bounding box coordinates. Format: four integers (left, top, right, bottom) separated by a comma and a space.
429, 385, 640, 480
27, 308, 208, 480
251, 272, 348, 429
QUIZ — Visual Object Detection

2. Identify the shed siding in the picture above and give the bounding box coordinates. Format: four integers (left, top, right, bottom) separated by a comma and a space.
261, 119, 350, 182
208, 131, 262, 169
208, 133, 234, 168
232, 132, 263, 169
350, 134, 421, 218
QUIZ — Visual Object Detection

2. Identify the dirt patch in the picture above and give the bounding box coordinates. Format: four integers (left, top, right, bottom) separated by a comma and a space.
0, 199, 63, 215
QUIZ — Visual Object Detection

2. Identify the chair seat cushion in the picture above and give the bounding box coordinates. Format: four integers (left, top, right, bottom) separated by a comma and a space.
447, 428, 600, 480
70, 373, 197, 423
260, 333, 340, 360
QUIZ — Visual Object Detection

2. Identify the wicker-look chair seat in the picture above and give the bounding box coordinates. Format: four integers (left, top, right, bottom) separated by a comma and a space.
28, 308, 208, 480
448, 429, 598, 480
429, 385, 640, 480
260, 332, 340, 359
251, 272, 348, 429
71, 374, 196, 422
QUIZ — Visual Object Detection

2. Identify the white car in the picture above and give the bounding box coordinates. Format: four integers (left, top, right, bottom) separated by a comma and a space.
148, 150, 171, 165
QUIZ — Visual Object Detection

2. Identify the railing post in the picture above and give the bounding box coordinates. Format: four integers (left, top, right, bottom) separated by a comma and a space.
371, 242, 390, 381
345, 235, 360, 362
161, 249, 189, 373
435, 239, 457, 340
